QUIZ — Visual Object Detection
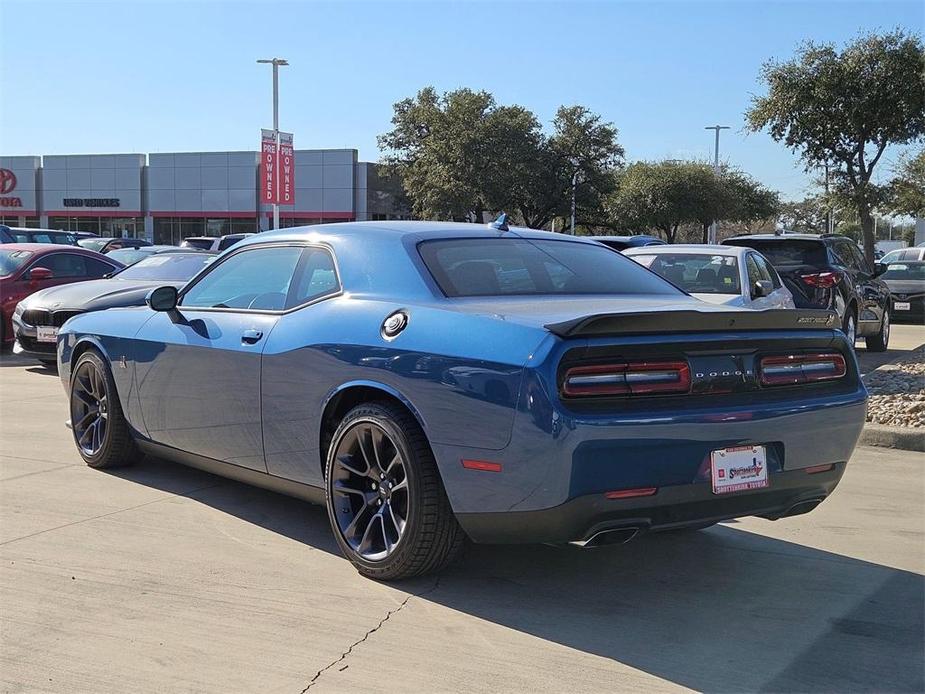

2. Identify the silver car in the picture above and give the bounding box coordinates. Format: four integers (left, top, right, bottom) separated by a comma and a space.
624, 244, 796, 310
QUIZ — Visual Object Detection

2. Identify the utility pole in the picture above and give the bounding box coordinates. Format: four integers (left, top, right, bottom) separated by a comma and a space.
704, 125, 730, 244
257, 57, 288, 230
570, 169, 578, 235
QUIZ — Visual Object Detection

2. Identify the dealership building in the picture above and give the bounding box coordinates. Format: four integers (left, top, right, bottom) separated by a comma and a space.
0, 150, 405, 244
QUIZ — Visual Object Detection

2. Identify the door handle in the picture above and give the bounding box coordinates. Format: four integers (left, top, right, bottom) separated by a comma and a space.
241, 329, 263, 345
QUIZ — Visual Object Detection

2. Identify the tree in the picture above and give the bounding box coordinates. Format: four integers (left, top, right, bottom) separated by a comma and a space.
887, 148, 925, 218
746, 30, 925, 263
607, 161, 716, 243
606, 161, 779, 242
378, 88, 623, 227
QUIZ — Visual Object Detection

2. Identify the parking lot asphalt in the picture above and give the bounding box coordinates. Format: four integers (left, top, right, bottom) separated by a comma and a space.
1, 338, 923, 694
855, 322, 924, 374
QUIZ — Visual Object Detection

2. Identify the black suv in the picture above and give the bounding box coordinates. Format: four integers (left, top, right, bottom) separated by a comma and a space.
723, 234, 891, 351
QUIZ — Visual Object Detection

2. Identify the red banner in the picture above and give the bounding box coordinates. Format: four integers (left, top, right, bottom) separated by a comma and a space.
278, 132, 294, 205
259, 129, 277, 204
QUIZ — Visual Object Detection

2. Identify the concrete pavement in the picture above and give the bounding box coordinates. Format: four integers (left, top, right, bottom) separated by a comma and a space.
0, 353, 923, 693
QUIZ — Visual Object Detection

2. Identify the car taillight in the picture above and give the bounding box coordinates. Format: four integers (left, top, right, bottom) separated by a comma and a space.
800, 271, 842, 288
759, 353, 847, 386
562, 360, 691, 397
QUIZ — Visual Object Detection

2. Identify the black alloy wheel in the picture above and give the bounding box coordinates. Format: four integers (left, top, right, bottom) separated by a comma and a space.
325, 402, 464, 579
69, 350, 137, 469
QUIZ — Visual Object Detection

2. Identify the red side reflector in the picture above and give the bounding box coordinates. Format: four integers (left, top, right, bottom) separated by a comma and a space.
804, 464, 834, 474
759, 353, 847, 386
461, 459, 502, 472
605, 487, 657, 500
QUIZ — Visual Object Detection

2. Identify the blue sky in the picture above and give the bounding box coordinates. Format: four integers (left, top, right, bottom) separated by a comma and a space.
1, 0, 921, 200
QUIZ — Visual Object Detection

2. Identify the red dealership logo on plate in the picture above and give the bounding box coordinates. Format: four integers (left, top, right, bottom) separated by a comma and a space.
0, 169, 16, 194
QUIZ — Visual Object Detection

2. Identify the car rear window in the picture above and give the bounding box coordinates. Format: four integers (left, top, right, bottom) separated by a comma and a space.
418, 238, 681, 297
630, 253, 740, 294
725, 239, 827, 266
0, 250, 33, 276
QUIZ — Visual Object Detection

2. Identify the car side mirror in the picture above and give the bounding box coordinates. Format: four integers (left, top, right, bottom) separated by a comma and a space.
27, 267, 54, 282
752, 280, 773, 299
873, 262, 888, 277
146, 286, 178, 312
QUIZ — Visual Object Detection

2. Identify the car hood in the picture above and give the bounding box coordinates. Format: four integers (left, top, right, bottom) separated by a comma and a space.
884, 280, 925, 295
19, 279, 184, 311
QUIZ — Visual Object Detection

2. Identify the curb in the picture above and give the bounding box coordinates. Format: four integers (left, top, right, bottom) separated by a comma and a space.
859, 424, 925, 452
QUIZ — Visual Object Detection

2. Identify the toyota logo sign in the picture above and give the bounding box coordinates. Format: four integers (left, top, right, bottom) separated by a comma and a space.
0, 169, 17, 195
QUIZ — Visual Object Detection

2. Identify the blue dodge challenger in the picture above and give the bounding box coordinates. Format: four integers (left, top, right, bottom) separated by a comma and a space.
57, 221, 867, 579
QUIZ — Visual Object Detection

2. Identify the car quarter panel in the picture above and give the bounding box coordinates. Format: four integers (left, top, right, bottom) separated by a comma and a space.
259, 297, 548, 486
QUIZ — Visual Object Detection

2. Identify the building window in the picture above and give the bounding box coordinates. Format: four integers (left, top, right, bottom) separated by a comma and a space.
47, 216, 144, 237
153, 216, 258, 245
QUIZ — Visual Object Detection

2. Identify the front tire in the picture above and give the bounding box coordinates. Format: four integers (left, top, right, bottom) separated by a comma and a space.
69, 350, 138, 469
325, 401, 464, 580
865, 309, 890, 352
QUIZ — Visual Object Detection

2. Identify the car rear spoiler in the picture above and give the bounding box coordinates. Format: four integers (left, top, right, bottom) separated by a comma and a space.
545, 309, 839, 338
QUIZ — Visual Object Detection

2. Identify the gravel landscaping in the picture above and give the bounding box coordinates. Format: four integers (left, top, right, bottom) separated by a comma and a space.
864, 347, 925, 428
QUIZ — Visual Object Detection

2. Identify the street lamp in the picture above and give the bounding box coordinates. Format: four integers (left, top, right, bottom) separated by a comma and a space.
704, 125, 730, 244
257, 58, 289, 230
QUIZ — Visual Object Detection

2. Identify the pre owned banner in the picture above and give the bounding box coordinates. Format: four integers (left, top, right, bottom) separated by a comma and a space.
259, 129, 277, 204
278, 132, 294, 205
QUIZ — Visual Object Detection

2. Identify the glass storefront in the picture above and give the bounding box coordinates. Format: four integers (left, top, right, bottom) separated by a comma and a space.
153, 216, 259, 245
1, 215, 40, 227
279, 217, 324, 228
48, 216, 145, 237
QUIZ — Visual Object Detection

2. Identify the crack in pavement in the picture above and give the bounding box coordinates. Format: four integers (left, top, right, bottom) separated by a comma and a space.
300, 576, 442, 692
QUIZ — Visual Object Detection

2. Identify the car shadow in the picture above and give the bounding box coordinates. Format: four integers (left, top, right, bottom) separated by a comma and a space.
108, 456, 924, 693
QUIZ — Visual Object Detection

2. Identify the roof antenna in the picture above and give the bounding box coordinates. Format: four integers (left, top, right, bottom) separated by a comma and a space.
489, 212, 509, 232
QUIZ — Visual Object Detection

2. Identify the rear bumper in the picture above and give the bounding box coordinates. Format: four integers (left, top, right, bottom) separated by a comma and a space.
457, 463, 845, 544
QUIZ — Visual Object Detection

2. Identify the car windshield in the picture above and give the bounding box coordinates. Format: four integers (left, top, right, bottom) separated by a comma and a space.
15, 231, 77, 245
882, 263, 925, 281
116, 253, 215, 281
107, 248, 154, 266
0, 249, 33, 276
630, 253, 740, 294
418, 238, 681, 297
78, 238, 109, 252
726, 239, 827, 266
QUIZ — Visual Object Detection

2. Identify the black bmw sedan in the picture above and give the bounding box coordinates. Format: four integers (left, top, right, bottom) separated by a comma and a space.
12, 250, 215, 363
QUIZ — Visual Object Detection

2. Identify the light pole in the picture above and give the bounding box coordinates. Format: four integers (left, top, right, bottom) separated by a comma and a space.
569, 159, 581, 235
257, 57, 288, 230
705, 125, 730, 244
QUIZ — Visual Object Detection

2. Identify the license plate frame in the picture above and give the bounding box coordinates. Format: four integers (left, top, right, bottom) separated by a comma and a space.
36, 326, 59, 343
711, 445, 768, 495
894, 301, 911, 311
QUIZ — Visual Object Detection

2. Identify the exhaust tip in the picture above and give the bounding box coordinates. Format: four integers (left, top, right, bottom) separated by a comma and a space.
570, 527, 640, 548
765, 497, 825, 520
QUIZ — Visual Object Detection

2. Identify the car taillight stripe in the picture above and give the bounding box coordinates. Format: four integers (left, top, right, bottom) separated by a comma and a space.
563, 360, 691, 397
605, 487, 658, 499
759, 353, 846, 386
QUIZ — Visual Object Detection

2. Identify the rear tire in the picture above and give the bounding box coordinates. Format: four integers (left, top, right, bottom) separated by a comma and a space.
325, 401, 464, 580
69, 350, 138, 469
865, 309, 890, 352
842, 309, 857, 347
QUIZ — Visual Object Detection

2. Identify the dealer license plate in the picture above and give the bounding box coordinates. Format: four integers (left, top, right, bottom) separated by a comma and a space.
894, 301, 911, 311
36, 326, 59, 343
711, 445, 768, 494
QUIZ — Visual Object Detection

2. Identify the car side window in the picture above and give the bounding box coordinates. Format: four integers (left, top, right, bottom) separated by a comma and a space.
181, 246, 303, 311
85, 257, 116, 278
844, 243, 870, 273
745, 254, 762, 286
752, 254, 781, 288
286, 247, 340, 308
27, 253, 91, 278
